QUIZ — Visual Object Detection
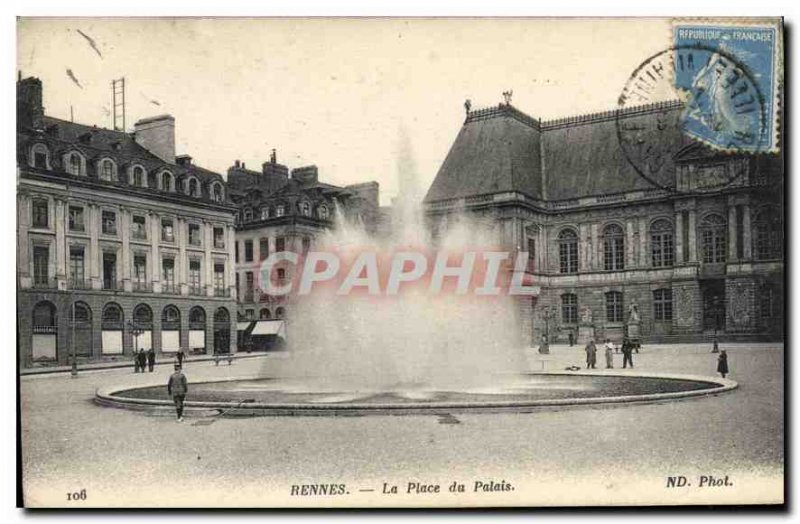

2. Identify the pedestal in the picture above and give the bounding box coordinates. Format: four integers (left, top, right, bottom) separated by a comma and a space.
627, 321, 641, 341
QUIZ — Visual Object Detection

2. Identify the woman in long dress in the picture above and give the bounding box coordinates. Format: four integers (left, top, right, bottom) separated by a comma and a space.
717, 350, 729, 379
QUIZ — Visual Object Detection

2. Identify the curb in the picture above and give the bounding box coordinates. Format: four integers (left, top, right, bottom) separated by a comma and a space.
94, 371, 739, 417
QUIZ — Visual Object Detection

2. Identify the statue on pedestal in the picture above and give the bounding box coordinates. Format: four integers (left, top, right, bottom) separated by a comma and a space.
577, 305, 595, 345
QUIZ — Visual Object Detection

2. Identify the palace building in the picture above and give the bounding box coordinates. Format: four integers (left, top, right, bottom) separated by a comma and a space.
227, 154, 380, 351
424, 100, 784, 344
17, 76, 239, 368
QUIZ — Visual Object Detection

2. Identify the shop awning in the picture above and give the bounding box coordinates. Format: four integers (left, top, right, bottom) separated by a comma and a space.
251, 320, 286, 338
236, 321, 254, 331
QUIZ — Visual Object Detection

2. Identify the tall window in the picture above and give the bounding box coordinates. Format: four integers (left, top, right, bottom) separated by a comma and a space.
188, 223, 202, 246
701, 214, 727, 263
69, 247, 84, 286
32, 199, 49, 228
245, 272, 254, 302
102, 252, 117, 289
68, 206, 85, 232
213, 227, 225, 249
605, 291, 624, 322
244, 240, 254, 262
132, 215, 147, 240
653, 289, 673, 322
276, 237, 286, 253
161, 172, 174, 192
68, 153, 81, 175
161, 219, 174, 242
32, 144, 49, 169
100, 159, 114, 181
132, 166, 145, 187
603, 224, 625, 271
133, 255, 147, 290
211, 182, 223, 203
260, 207, 270, 220
189, 178, 200, 197
558, 229, 578, 274
651, 219, 674, 267
275, 204, 285, 217
33, 246, 49, 285
162, 258, 175, 292
243, 208, 253, 222
753, 208, 783, 260
561, 293, 578, 323
300, 201, 311, 216
102, 210, 117, 235
188, 260, 202, 294
318, 205, 329, 220
214, 263, 225, 295
259, 238, 269, 260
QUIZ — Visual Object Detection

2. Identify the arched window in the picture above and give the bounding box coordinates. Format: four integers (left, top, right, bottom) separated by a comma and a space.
605, 291, 624, 322
653, 289, 673, 322
651, 219, 674, 267
275, 307, 286, 320
70, 302, 92, 323
243, 207, 253, 222
189, 306, 206, 326
299, 201, 311, 216
318, 205, 329, 220
561, 293, 577, 323
132, 166, 145, 187
133, 304, 153, 326
753, 208, 782, 260
214, 307, 230, 323
211, 182, 224, 203
31, 143, 50, 169
160, 171, 174, 192
602, 224, 625, 271
558, 229, 579, 274
32, 301, 57, 329
259, 308, 271, 320
100, 158, 116, 181
700, 214, 727, 263
188, 178, 200, 197
67, 152, 83, 176
162, 305, 180, 323
102, 302, 124, 328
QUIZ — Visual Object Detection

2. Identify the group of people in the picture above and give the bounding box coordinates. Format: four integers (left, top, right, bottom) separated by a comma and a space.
133, 347, 186, 373
583, 338, 637, 369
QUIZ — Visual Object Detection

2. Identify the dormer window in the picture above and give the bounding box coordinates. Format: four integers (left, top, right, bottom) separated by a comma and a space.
300, 201, 311, 216
67, 152, 83, 176
260, 207, 270, 220
132, 166, 145, 187
243, 207, 253, 222
30, 144, 50, 170
318, 205, 329, 220
160, 171, 174, 192
275, 204, 285, 217
211, 182, 224, 203
188, 178, 201, 197
100, 159, 116, 181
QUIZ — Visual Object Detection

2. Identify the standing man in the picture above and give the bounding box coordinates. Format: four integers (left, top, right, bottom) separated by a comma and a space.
621, 338, 634, 369
585, 339, 597, 369
176, 347, 186, 367
137, 348, 146, 373
133, 349, 141, 373
167, 364, 188, 422
568, 332, 575, 347
147, 347, 156, 372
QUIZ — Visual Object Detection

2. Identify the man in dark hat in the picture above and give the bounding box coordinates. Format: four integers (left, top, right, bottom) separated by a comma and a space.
167, 364, 188, 422
147, 347, 156, 372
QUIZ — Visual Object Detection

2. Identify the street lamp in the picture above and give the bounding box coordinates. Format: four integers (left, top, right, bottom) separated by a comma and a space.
128, 321, 144, 355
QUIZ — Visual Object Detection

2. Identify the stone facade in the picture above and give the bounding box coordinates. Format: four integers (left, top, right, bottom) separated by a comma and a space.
425, 102, 784, 345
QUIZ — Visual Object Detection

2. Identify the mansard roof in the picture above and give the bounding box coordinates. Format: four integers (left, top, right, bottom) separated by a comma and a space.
424, 100, 693, 203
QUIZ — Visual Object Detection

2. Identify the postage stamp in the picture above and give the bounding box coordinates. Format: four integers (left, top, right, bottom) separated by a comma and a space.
15, 17, 784, 509
672, 20, 781, 152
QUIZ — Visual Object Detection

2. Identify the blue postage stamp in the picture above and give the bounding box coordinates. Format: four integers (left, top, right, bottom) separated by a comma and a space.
673, 21, 781, 152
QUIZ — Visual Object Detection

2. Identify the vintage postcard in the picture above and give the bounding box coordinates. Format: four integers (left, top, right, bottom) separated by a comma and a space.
16, 17, 784, 508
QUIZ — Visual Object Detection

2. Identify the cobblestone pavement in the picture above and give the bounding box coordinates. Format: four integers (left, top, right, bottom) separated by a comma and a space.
20, 343, 783, 507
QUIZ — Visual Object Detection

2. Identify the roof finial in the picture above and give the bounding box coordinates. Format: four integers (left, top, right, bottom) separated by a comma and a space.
270, 148, 277, 164
502, 90, 513, 106
464, 99, 472, 114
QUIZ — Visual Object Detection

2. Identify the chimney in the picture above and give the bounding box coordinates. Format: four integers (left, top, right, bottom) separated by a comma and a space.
291, 165, 319, 185
175, 155, 193, 166
17, 76, 44, 130
134, 114, 175, 163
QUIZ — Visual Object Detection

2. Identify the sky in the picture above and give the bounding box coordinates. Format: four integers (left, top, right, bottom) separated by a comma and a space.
17, 17, 671, 204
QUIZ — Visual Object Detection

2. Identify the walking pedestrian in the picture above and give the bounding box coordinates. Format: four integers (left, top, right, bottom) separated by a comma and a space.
712, 337, 720, 353
717, 349, 729, 379
621, 338, 634, 369
147, 347, 156, 372
585, 339, 597, 369
604, 339, 614, 369
133, 349, 141, 373
176, 347, 185, 367
167, 364, 188, 422
137, 348, 146, 373
568, 332, 574, 347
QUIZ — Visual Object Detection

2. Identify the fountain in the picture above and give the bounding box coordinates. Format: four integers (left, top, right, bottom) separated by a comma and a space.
96, 133, 737, 416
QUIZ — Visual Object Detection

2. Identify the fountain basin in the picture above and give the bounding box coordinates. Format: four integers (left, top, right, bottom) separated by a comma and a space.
95, 371, 737, 416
